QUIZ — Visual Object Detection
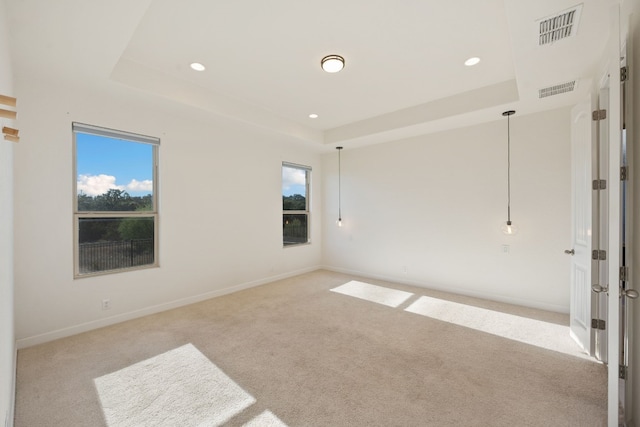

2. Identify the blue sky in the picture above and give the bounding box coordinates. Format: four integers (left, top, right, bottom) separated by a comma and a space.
282, 166, 306, 197
76, 133, 153, 197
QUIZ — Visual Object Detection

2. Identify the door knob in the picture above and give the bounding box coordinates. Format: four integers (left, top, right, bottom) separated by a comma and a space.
592, 284, 608, 293
564, 249, 575, 255
621, 288, 639, 299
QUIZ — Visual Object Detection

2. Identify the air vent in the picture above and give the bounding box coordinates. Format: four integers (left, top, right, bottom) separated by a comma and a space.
537, 4, 583, 46
539, 81, 576, 98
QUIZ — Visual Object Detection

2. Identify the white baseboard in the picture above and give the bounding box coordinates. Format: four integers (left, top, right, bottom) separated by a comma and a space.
321, 265, 569, 314
16, 266, 321, 349
7, 346, 16, 427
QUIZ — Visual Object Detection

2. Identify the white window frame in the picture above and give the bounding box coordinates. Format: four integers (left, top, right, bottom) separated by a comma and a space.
73, 122, 159, 278
282, 162, 311, 247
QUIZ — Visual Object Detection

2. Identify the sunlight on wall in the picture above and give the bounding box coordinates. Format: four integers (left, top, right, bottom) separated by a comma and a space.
94, 343, 288, 426
331, 281, 594, 361
330, 280, 414, 307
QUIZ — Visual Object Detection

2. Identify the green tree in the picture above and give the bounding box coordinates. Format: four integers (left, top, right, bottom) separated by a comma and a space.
283, 194, 306, 210
94, 189, 136, 211
118, 206, 154, 241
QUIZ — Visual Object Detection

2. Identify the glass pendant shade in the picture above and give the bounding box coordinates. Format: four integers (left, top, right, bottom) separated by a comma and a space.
501, 221, 518, 235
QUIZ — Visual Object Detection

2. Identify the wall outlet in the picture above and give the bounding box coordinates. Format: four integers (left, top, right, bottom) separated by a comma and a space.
101, 299, 111, 310
502, 244, 510, 254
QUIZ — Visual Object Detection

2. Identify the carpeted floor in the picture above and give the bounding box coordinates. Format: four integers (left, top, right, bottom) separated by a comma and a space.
14, 270, 607, 426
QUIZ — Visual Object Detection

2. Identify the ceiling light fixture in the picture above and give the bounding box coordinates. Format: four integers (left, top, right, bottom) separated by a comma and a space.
464, 57, 481, 66
501, 110, 517, 235
190, 62, 206, 71
336, 146, 343, 227
309, 113, 318, 119
321, 55, 345, 73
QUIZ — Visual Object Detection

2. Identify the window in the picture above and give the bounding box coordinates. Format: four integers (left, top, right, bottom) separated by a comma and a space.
73, 123, 159, 277
282, 163, 310, 246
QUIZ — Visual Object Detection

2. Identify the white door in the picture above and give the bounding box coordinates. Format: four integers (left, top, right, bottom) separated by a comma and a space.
569, 101, 594, 356
604, 5, 622, 425
597, 85, 610, 364
618, 35, 637, 427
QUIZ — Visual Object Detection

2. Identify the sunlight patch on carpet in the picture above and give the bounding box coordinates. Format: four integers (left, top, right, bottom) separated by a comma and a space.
405, 296, 593, 360
243, 410, 288, 426
330, 281, 414, 307
94, 343, 256, 426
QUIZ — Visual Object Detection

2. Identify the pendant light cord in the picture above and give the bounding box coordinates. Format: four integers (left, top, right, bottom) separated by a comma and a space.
507, 113, 511, 223
338, 147, 342, 219
502, 110, 515, 225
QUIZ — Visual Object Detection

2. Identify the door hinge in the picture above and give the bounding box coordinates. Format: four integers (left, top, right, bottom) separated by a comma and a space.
591, 318, 606, 330
592, 179, 607, 190
621, 66, 628, 82
621, 166, 628, 181
592, 250, 606, 260
619, 365, 628, 380
620, 266, 629, 282
592, 109, 607, 121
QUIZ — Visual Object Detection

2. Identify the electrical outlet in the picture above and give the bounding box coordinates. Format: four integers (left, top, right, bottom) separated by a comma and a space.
101, 299, 111, 310
502, 244, 510, 254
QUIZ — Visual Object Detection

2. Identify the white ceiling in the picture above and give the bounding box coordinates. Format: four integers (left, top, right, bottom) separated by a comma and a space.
5, 0, 616, 149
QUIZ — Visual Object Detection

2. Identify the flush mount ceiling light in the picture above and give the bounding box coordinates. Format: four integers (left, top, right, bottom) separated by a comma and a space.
501, 110, 518, 236
190, 62, 206, 71
309, 113, 318, 119
321, 55, 345, 73
464, 57, 481, 66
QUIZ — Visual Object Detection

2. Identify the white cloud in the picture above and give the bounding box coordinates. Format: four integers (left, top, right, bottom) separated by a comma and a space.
125, 179, 153, 193
77, 174, 123, 196
77, 175, 152, 196
282, 167, 306, 192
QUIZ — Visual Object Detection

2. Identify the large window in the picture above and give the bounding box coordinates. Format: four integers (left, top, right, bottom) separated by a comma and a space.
282, 163, 310, 246
73, 123, 159, 277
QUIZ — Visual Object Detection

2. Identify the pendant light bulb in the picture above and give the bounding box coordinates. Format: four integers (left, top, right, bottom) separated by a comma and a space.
501, 220, 518, 236
337, 218, 343, 227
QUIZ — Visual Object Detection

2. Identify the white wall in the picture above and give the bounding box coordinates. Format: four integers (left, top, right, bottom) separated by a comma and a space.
0, 0, 15, 424
13, 79, 323, 346
323, 108, 572, 312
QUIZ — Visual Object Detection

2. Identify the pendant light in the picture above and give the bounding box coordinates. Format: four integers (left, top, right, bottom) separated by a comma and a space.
501, 110, 517, 235
336, 146, 343, 227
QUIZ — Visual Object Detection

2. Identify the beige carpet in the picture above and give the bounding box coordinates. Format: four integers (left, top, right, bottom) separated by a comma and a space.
14, 270, 607, 426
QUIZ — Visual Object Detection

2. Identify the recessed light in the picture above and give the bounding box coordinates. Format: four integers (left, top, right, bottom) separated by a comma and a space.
464, 57, 481, 66
309, 113, 318, 119
321, 55, 345, 73
190, 62, 206, 71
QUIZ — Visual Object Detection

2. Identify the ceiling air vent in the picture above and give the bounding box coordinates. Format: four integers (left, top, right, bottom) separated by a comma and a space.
539, 81, 576, 98
537, 4, 583, 46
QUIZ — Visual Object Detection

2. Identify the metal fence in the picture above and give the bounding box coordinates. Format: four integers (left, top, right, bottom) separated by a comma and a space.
283, 223, 308, 246
79, 238, 154, 274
